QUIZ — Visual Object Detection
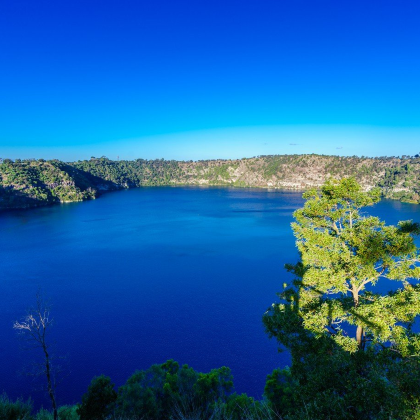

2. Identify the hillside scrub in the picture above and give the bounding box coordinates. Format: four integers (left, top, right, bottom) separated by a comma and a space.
2, 154, 420, 210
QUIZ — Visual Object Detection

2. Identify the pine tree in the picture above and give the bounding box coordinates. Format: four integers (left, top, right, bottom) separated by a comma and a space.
263, 178, 420, 419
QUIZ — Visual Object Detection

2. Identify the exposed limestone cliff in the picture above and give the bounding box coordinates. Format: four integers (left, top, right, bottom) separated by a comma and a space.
1, 154, 419, 210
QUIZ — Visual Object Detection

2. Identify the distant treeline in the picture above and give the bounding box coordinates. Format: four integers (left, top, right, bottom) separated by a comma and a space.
1, 154, 420, 209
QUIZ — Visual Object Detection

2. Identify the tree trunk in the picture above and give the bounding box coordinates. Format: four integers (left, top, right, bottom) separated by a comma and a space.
44, 347, 58, 420
356, 325, 364, 350
353, 287, 364, 350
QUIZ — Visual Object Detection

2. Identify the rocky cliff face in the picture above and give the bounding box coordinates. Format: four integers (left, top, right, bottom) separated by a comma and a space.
172, 155, 419, 201
1, 154, 419, 210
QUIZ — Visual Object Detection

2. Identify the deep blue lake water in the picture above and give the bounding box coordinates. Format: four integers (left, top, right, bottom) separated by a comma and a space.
0, 187, 419, 408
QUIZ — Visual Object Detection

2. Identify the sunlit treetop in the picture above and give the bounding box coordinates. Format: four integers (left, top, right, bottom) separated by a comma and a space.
265, 177, 420, 354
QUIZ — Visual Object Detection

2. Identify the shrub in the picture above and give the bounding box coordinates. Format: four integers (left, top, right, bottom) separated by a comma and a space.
0, 393, 33, 420
77, 376, 117, 420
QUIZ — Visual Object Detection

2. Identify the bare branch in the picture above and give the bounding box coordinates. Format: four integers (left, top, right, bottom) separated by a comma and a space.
13, 291, 58, 420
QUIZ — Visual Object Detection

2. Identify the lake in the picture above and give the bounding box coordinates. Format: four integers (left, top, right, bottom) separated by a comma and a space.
0, 187, 419, 407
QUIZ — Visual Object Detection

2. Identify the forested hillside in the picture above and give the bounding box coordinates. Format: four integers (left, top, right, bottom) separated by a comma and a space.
1, 154, 420, 209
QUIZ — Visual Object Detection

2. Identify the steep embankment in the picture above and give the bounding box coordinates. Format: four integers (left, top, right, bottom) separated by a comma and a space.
72, 155, 420, 202
1, 154, 420, 210
0, 159, 116, 209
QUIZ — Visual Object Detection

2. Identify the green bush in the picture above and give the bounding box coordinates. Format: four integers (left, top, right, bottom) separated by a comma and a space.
116, 360, 233, 420
58, 405, 79, 420
35, 408, 52, 420
0, 393, 33, 420
77, 376, 117, 420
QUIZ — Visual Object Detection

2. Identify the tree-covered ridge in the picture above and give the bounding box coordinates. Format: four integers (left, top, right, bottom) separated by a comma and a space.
72, 157, 183, 187
0, 159, 103, 209
1, 154, 420, 209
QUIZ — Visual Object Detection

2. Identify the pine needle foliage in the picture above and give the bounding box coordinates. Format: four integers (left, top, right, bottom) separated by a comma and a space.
263, 178, 420, 419
265, 177, 420, 354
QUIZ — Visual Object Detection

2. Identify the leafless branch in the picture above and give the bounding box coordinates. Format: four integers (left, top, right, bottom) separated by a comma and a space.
13, 290, 58, 420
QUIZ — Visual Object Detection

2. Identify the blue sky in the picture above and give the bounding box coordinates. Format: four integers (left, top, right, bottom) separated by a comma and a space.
1, 0, 419, 161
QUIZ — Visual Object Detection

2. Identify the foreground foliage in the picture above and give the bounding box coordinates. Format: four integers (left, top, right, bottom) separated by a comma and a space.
1, 362, 274, 420
263, 178, 420, 419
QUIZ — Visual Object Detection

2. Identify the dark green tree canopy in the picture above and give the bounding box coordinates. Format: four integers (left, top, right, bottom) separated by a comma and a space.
116, 360, 234, 420
77, 375, 117, 420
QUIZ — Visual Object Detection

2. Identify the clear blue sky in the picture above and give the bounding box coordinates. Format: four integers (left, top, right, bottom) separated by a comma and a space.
1, 0, 419, 161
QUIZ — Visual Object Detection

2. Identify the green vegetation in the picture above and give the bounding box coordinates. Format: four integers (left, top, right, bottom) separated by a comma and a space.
379, 162, 420, 203
2, 154, 420, 210
72, 157, 182, 187
263, 178, 420, 419
0, 393, 32, 420
1, 361, 272, 420
115, 360, 234, 419
77, 376, 117, 420
3, 178, 420, 419
0, 159, 99, 209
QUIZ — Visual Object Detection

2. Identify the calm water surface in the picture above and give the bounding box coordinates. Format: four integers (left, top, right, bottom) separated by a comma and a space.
0, 187, 419, 407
